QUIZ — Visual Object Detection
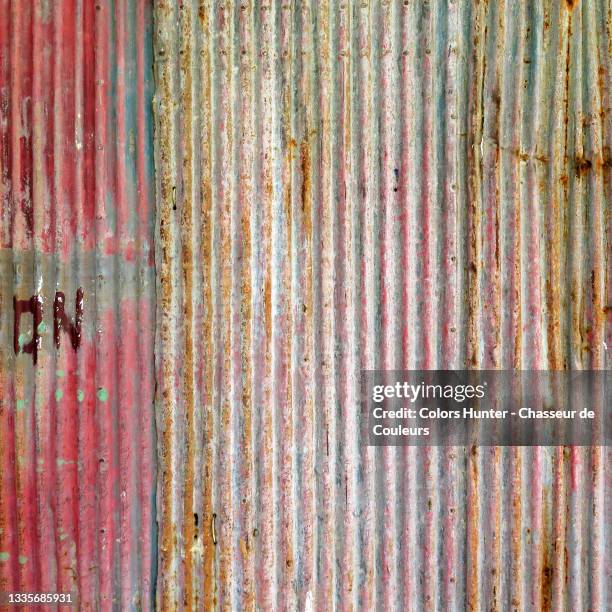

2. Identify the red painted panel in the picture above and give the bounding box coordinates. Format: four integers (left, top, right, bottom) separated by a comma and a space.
0, 1, 156, 608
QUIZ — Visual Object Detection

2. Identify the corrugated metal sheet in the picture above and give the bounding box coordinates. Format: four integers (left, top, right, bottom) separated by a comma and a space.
0, 0, 610, 609
0, 1, 156, 608
154, 0, 610, 610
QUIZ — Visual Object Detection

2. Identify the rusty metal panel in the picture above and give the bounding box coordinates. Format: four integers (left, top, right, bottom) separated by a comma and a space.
153, 0, 610, 610
0, 0, 156, 608
3, 0, 609, 610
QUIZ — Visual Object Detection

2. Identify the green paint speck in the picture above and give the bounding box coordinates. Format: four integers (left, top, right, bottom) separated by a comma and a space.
77, 390, 85, 402
59, 533, 68, 541
18, 333, 29, 350
0, 552, 9, 562
18, 555, 27, 565
16, 399, 25, 411
55, 389, 63, 401
97, 388, 109, 402
37, 320, 47, 334
56, 369, 65, 378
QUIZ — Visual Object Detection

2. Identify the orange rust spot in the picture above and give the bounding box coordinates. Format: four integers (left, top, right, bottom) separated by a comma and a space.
265, 178, 273, 198
575, 155, 592, 176
240, 537, 249, 559
300, 140, 312, 240
541, 494, 553, 611
466, 444, 480, 610
566, 0, 579, 9
546, 186, 564, 369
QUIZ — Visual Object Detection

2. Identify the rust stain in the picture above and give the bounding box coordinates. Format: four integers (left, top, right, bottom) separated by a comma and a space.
540, 493, 553, 611
197, 0, 216, 606
178, 3, 196, 610
575, 155, 593, 177
466, 445, 480, 611
300, 139, 312, 242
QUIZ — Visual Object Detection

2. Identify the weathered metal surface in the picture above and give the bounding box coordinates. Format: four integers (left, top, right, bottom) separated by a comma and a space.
0, 1, 156, 608
1, 0, 609, 609
154, 0, 610, 610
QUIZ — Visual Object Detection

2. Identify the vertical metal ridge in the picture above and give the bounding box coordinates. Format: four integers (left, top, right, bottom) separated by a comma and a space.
153, 0, 181, 606
255, 2, 276, 607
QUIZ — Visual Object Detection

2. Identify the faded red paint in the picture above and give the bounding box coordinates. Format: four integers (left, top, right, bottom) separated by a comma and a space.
0, 1, 155, 608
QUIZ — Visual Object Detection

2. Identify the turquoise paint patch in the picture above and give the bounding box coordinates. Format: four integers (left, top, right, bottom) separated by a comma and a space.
77, 389, 85, 402
0, 552, 8, 562
37, 320, 47, 334
55, 389, 63, 401
16, 399, 25, 411
97, 388, 109, 402
18, 555, 27, 565
18, 333, 29, 350
56, 369, 65, 378
105, 192, 117, 233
